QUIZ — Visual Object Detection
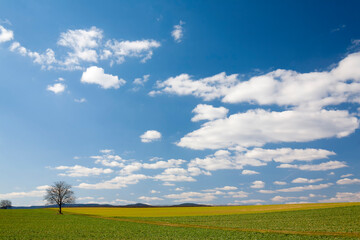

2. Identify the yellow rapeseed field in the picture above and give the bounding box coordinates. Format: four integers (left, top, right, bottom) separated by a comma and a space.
60, 202, 360, 217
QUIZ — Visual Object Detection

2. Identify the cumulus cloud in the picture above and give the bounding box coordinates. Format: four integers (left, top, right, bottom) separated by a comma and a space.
291, 178, 323, 184
10, 42, 56, 70
47, 83, 66, 94
58, 26, 103, 65
271, 195, 309, 202
258, 190, 276, 194
277, 183, 333, 193
77, 174, 148, 189
320, 192, 360, 203
140, 130, 162, 143
278, 161, 347, 171
233, 199, 266, 205
191, 104, 229, 122
203, 186, 238, 192
188, 148, 335, 172
178, 109, 358, 150
149, 72, 238, 100
251, 180, 265, 189
153, 168, 196, 182
133, 74, 150, 85
55, 165, 113, 177
0, 185, 49, 199
9, 26, 161, 70
171, 20, 185, 42
336, 178, 360, 185
143, 159, 185, 169
165, 191, 221, 203
0, 25, 13, 43
81, 66, 126, 89
273, 181, 287, 185
104, 39, 160, 63
153, 52, 360, 110
227, 191, 248, 198
138, 196, 163, 201
243, 148, 335, 163
188, 150, 245, 171
242, 170, 260, 175
340, 173, 354, 178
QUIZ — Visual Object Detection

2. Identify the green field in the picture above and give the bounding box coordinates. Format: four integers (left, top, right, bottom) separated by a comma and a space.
0, 203, 359, 239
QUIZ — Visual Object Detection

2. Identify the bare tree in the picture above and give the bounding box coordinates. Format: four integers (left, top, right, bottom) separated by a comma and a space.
44, 181, 75, 214
0, 200, 12, 209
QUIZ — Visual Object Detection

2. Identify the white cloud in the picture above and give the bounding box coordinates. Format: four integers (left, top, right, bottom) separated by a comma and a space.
242, 170, 260, 175
47, 83, 66, 94
150, 72, 238, 100
115, 199, 136, 205
233, 199, 265, 204
223, 52, 360, 109
77, 197, 95, 201
273, 181, 287, 185
258, 190, 276, 194
227, 191, 248, 198
138, 196, 163, 201
175, 187, 184, 191
320, 192, 360, 203
100, 149, 113, 154
191, 104, 229, 122
143, 159, 185, 169
277, 183, 333, 193
55, 165, 113, 177
243, 148, 335, 164
140, 130, 162, 143
251, 180, 265, 189
9, 26, 161, 70
341, 173, 354, 178
178, 109, 358, 150
93, 153, 126, 168
133, 74, 150, 85
104, 39, 160, 63
188, 150, 245, 171
0, 25, 13, 43
272, 195, 309, 202
152, 52, 360, 109
165, 191, 220, 203
153, 168, 196, 182
10, 42, 57, 69
150, 190, 160, 194
203, 186, 238, 192
171, 21, 185, 42
57, 26, 103, 65
163, 182, 175, 186
74, 98, 86, 103
291, 178, 323, 184
336, 178, 360, 185
278, 161, 347, 171
119, 162, 142, 175
0, 185, 48, 199
81, 66, 126, 89
77, 174, 148, 189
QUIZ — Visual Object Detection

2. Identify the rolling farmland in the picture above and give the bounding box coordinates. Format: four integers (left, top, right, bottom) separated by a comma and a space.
0, 203, 359, 239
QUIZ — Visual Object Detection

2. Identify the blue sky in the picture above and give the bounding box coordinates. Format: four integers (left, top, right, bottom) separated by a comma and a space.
1, 0, 360, 206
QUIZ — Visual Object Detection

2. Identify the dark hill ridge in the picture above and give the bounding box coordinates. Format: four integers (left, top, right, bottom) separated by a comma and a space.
10, 203, 210, 209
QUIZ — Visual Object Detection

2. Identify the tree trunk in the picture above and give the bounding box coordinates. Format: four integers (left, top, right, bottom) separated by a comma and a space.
59, 204, 62, 214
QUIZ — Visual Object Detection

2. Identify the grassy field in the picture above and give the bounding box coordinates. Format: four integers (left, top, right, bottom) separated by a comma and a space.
0, 203, 359, 239
61, 202, 360, 217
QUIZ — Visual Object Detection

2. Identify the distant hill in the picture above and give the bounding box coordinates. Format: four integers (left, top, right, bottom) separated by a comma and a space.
10, 202, 210, 209
171, 203, 210, 207
123, 203, 153, 208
